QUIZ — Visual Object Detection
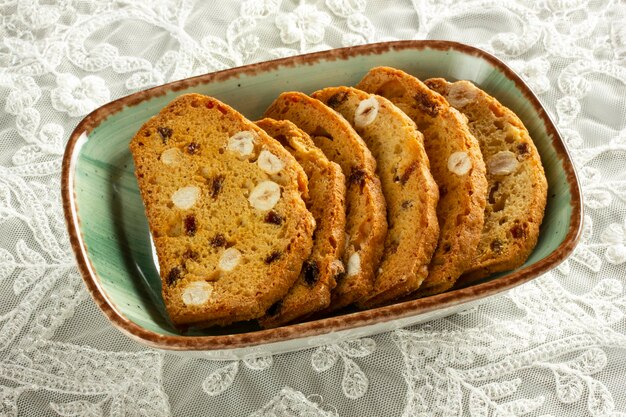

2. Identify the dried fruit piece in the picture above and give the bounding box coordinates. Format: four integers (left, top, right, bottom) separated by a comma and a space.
326, 91, 348, 108
171, 186, 200, 209
257, 149, 285, 174
219, 247, 241, 271
487, 151, 519, 175
227, 131, 255, 157
161, 148, 182, 166
414, 92, 439, 117
447, 151, 472, 176
264, 211, 283, 225
490, 239, 503, 253
303, 260, 320, 285
182, 281, 213, 306
517, 142, 530, 157
400, 161, 418, 185
511, 224, 525, 239
187, 142, 200, 154
184, 215, 197, 236
211, 175, 225, 198
166, 266, 182, 286
210, 233, 227, 248
248, 181, 281, 211
347, 252, 361, 276
347, 167, 366, 189
157, 127, 172, 143
264, 251, 282, 264
354, 96, 379, 129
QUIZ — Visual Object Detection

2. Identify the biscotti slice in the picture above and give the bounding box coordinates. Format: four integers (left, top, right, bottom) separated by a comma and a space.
312, 87, 439, 307
255, 118, 346, 327
129, 93, 315, 327
425, 78, 547, 282
357, 67, 487, 296
265, 92, 387, 311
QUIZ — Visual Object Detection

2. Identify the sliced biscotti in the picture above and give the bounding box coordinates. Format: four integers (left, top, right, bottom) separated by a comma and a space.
357, 67, 487, 296
255, 118, 346, 327
265, 92, 387, 311
425, 78, 547, 282
312, 87, 439, 307
129, 93, 315, 327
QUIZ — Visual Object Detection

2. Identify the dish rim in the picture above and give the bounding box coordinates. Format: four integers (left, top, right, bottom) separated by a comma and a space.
61, 40, 583, 351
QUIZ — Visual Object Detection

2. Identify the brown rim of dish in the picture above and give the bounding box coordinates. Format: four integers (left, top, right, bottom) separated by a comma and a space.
62, 40, 583, 351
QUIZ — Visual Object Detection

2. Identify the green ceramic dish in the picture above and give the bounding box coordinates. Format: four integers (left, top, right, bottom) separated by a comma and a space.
62, 40, 582, 357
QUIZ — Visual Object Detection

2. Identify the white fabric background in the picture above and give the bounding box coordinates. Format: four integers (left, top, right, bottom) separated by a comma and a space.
0, 0, 625, 415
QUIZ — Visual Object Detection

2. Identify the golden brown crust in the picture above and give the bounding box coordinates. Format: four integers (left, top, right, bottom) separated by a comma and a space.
425, 78, 548, 283
312, 87, 439, 307
264, 92, 388, 310
129, 94, 314, 327
255, 118, 346, 327
357, 67, 488, 296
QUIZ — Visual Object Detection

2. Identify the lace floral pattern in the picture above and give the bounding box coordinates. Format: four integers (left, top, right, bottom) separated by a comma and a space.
50, 74, 110, 117
5, 342, 169, 416
249, 387, 338, 417
394, 275, 626, 416
0, 0, 625, 415
202, 353, 274, 396
311, 339, 375, 399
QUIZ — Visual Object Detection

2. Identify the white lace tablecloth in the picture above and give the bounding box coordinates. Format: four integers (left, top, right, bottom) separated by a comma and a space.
1, 0, 626, 415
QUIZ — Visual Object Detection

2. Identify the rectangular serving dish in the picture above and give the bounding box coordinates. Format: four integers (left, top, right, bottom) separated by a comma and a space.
62, 40, 582, 359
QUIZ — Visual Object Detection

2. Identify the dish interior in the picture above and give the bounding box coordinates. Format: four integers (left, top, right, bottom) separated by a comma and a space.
73, 46, 574, 336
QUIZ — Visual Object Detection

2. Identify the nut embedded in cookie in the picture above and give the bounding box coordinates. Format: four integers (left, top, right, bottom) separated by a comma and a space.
447, 151, 472, 176
171, 186, 200, 209
257, 149, 285, 174
228, 131, 256, 157
487, 151, 519, 176
219, 247, 242, 271
249, 181, 281, 211
354, 96, 379, 129
182, 281, 213, 306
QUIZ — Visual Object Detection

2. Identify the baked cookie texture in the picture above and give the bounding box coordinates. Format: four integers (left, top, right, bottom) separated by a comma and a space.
265, 92, 388, 310
312, 87, 439, 307
129, 93, 315, 327
357, 67, 488, 295
425, 78, 547, 282
255, 118, 346, 327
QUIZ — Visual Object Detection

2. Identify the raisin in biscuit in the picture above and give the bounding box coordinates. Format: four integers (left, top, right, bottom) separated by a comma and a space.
312, 87, 439, 307
265, 92, 387, 311
255, 118, 346, 327
425, 78, 547, 282
129, 94, 315, 327
357, 67, 487, 296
